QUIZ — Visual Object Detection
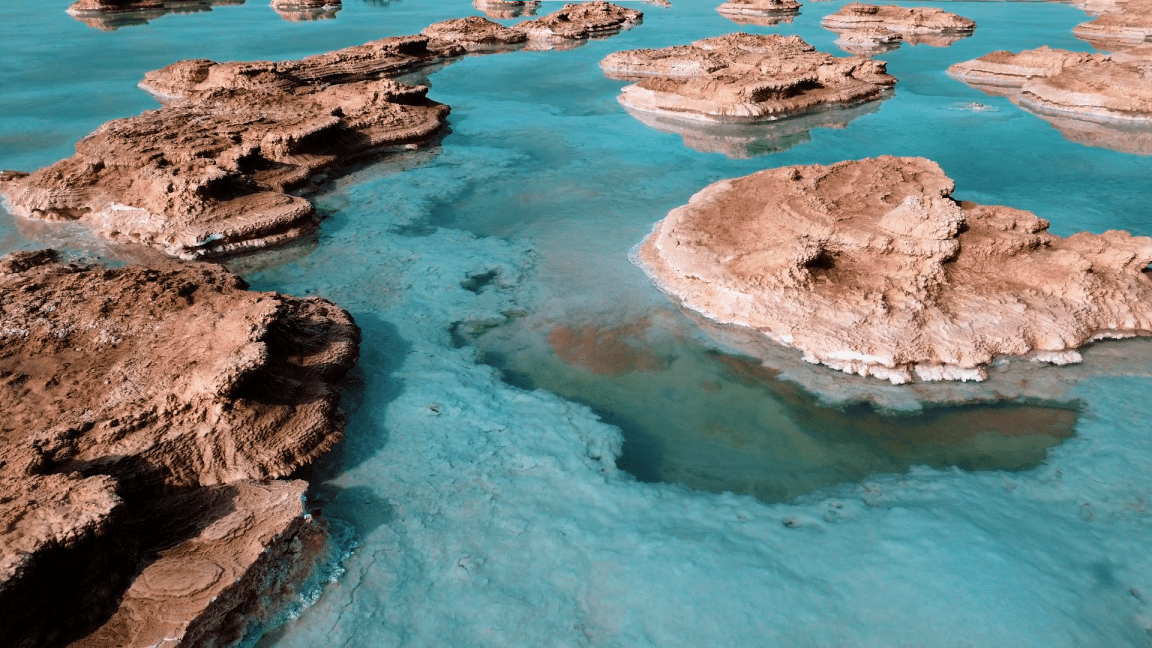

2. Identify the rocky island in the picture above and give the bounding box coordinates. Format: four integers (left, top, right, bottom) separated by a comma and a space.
600, 33, 895, 122
0, 4, 641, 260
271, 0, 341, 22
1072, 0, 1152, 50
473, 0, 539, 20
821, 4, 975, 52
0, 249, 359, 646
715, 0, 800, 27
66, 0, 245, 30
635, 156, 1152, 383
948, 46, 1152, 153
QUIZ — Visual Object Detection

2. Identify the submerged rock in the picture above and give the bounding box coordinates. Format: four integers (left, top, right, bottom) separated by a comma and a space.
66, 0, 244, 30
949, 46, 1152, 153
635, 157, 1152, 383
822, 3, 975, 52
1, 4, 642, 260
0, 250, 359, 647
600, 32, 895, 122
716, 0, 800, 26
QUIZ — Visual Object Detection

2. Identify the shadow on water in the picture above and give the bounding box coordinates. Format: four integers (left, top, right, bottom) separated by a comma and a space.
472, 319, 1081, 504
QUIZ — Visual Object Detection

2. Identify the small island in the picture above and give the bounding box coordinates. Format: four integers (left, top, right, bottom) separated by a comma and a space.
821, 3, 975, 53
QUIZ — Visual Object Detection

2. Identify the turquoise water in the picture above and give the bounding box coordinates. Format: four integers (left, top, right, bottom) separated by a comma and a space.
5, 0, 1152, 646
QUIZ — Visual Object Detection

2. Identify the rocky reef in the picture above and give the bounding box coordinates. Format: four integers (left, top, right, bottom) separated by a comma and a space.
0, 249, 360, 646
635, 156, 1152, 383
66, 0, 245, 30
821, 3, 975, 53
715, 0, 800, 27
600, 33, 895, 122
0, 4, 641, 260
1073, 0, 1152, 50
949, 46, 1152, 153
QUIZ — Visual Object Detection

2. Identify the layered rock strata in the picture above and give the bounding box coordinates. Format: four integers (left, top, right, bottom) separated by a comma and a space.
949, 47, 1152, 152
600, 33, 895, 122
0, 250, 360, 647
1073, 0, 1152, 50
821, 3, 975, 51
716, 0, 800, 27
1, 5, 641, 260
635, 157, 1152, 383
67, 0, 244, 30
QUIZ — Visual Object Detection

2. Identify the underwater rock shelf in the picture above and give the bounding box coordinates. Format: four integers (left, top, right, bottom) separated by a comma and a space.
635, 156, 1152, 383
0, 249, 360, 647
600, 32, 895, 122
0, 3, 642, 260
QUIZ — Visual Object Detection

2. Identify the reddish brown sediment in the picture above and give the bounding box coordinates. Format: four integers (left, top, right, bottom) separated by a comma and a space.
636, 157, 1152, 383
600, 32, 895, 122
1, 3, 642, 260
948, 46, 1152, 153
66, 0, 244, 31
821, 3, 974, 53
548, 320, 669, 376
0, 250, 360, 646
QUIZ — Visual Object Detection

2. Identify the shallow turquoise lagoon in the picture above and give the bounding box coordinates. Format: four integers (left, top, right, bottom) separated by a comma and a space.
4, 0, 1152, 645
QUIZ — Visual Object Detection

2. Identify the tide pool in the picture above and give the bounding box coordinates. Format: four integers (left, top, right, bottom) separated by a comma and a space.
3, 0, 1152, 646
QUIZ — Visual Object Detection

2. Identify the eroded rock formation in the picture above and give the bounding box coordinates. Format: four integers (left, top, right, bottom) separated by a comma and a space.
0, 250, 359, 647
1073, 0, 1152, 50
67, 0, 245, 30
1, 4, 642, 260
272, 0, 341, 22
473, 0, 539, 20
600, 33, 895, 122
821, 3, 975, 52
716, 0, 800, 27
636, 157, 1152, 383
949, 46, 1152, 153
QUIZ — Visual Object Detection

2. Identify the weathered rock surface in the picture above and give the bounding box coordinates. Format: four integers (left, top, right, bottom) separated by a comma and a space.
3, 6, 641, 260
473, 0, 539, 20
273, 0, 341, 22
422, 16, 527, 51
833, 26, 902, 56
949, 46, 1152, 152
716, 0, 800, 27
0, 250, 360, 646
600, 32, 895, 122
67, 0, 244, 30
1073, 0, 1152, 50
516, 1, 643, 41
822, 3, 974, 52
636, 157, 1152, 383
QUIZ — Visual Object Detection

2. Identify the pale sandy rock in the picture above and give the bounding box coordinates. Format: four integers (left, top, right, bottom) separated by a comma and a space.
636, 157, 1152, 383
67, 0, 245, 30
0, 251, 359, 647
270, 0, 339, 7
947, 46, 1109, 88
1073, 0, 1152, 49
822, 3, 974, 50
834, 26, 902, 56
600, 33, 895, 122
1019, 57, 1152, 122
717, 0, 800, 18
515, 1, 643, 41
271, 0, 340, 21
422, 16, 528, 51
472, 0, 539, 19
720, 12, 795, 26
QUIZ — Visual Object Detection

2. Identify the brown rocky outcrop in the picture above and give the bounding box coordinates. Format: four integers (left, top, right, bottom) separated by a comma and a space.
833, 27, 902, 56
949, 47, 1152, 153
600, 33, 895, 122
272, 0, 341, 22
1073, 0, 1152, 50
716, 0, 800, 27
635, 157, 1152, 383
821, 4, 975, 52
1, 5, 642, 260
472, 0, 539, 20
0, 250, 359, 647
67, 0, 245, 30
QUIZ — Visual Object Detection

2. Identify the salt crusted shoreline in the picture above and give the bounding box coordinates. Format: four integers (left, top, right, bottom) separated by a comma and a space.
636, 156, 1152, 383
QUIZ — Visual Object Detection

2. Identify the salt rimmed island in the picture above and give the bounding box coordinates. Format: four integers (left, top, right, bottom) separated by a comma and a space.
635, 156, 1152, 383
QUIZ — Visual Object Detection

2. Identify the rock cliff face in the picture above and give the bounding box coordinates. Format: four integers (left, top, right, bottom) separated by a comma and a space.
949, 47, 1152, 153
1073, 0, 1152, 50
635, 157, 1152, 383
821, 4, 975, 52
600, 33, 895, 122
1, 4, 641, 260
67, 0, 245, 30
0, 250, 360, 647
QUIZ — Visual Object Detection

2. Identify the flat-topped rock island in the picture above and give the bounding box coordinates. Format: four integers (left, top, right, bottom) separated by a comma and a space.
636, 156, 1152, 383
